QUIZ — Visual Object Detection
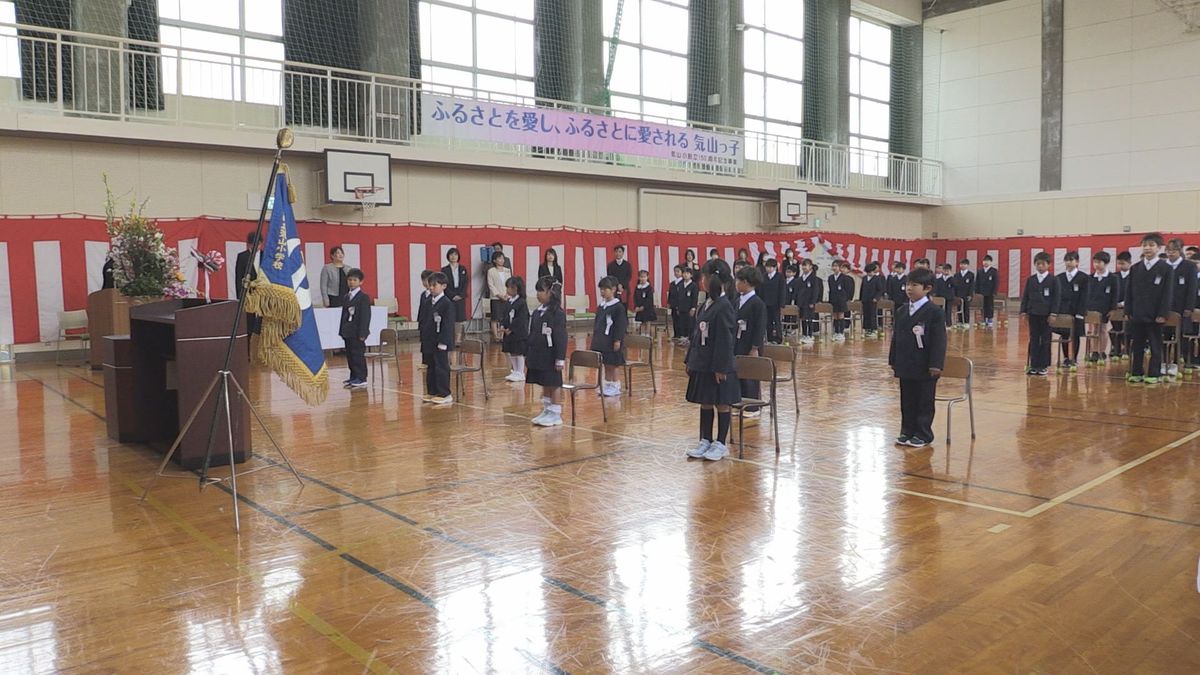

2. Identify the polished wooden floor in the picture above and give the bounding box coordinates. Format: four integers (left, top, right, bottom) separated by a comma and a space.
2, 317, 1199, 674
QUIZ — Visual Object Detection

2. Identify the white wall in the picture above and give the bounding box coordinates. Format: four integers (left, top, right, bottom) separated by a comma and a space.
923, 0, 1043, 201
0, 134, 924, 238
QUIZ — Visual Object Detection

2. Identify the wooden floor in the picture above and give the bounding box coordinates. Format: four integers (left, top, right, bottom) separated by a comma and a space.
2, 318, 1200, 674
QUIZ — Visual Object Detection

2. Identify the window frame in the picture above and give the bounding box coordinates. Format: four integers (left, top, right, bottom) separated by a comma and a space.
601, 0, 690, 122
741, 0, 805, 163
158, 0, 284, 104
848, 14, 892, 176
419, 0, 536, 103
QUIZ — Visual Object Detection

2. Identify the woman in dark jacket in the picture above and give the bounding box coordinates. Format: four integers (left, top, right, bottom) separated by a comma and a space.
441, 247, 469, 326
537, 248, 564, 285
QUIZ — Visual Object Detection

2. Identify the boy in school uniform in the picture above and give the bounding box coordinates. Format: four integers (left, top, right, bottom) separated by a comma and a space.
759, 258, 785, 343
734, 265, 768, 418
591, 276, 628, 397
951, 259, 975, 329
860, 262, 885, 338
1084, 251, 1119, 364
887, 262, 908, 307
827, 261, 852, 340
679, 266, 698, 345
417, 269, 433, 371
667, 264, 681, 338
889, 268, 946, 448
783, 264, 799, 307
935, 264, 956, 328
1055, 251, 1090, 370
1124, 233, 1174, 384
913, 258, 930, 271
976, 255, 999, 327
420, 272, 457, 404
797, 259, 820, 343
1112, 251, 1132, 359
1163, 238, 1198, 377
339, 268, 372, 389
1020, 252, 1059, 376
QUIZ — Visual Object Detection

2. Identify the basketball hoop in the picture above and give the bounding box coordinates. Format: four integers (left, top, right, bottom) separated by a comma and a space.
353, 186, 384, 220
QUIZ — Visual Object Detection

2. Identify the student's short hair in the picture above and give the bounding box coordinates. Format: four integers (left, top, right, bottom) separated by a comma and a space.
916, 258, 930, 266
682, 265, 694, 274
598, 275, 619, 290
801, 258, 813, 266
982, 254, 993, 262
1187, 246, 1199, 254
245, 232, 257, 247
735, 264, 762, 287
1034, 252, 1052, 264
941, 263, 953, 271
505, 275, 525, 297
638, 269, 649, 276
893, 261, 906, 269
784, 264, 796, 273
831, 259, 844, 268
427, 271, 448, 286
613, 245, 625, 253
959, 258, 971, 265
1064, 251, 1080, 262
1141, 232, 1165, 247
1093, 251, 1111, 264
330, 245, 344, 257
420, 269, 433, 281
908, 267, 934, 288
1167, 237, 1185, 250
346, 268, 364, 281
1116, 251, 1132, 262
765, 258, 778, 268
673, 264, 684, 272
865, 262, 879, 273
733, 260, 748, 271
708, 248, 719, 256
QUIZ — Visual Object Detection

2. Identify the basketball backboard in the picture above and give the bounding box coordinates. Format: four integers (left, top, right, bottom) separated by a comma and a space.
323, 149, 392, 206
778, 188, 808, 224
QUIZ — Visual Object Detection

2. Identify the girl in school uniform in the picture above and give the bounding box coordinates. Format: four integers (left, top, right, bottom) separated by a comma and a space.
591, 276, 628, 397
501, 276, 529, 382
685, 261, 740, 462
528, 277, 568, 426
632, 269, 657, 334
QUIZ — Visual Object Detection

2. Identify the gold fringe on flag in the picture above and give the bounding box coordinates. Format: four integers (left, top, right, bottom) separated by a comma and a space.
245, 276, 329, 406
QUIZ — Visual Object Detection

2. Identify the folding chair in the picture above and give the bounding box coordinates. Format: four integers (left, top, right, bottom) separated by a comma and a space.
1107, 307, 1126, 361
781, 305, 801, 344
55, 309, 89, 366
1048, 314, 1076, 370
847, 300, 864, 339
1183, 322, 1200, 375
935, 356, 975, 443
731, 355, 779, 458
814, 302, 834, 339
562, 349, 607, 424
877, 298, 895, 334
450, 338, 489, 399
1163, 311, 1181, 373
762, 343, 798, 414
1082, 311, 1106, 367
993, 295, 1008, 324
622, 333, 656, 395
971, 294, 986, 326
375, 297, 401, 331
365, 328, 397, 381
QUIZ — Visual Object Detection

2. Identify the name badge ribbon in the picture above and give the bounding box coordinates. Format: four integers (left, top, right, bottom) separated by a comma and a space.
543, 323, 553, 347
699, 321, 709, 346
913, 324, 925, 349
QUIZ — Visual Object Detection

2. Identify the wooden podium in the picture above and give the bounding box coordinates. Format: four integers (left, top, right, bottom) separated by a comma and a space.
87, 290, 164, 370
107, 299, 250, 469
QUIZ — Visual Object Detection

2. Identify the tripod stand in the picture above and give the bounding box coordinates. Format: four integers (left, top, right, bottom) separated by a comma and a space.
140, 129, 305, 533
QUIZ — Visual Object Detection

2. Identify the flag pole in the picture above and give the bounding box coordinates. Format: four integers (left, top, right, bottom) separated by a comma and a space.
140, 129, 303, 533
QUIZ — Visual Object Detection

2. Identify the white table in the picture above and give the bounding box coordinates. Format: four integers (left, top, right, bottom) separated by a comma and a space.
313, 307, 388, 350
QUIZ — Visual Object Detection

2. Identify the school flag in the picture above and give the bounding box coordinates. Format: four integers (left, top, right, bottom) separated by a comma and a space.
245, 171, 329, 405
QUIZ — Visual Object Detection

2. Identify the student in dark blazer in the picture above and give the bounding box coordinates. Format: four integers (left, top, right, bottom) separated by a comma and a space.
528, 278, 568, 427
950, 259, 975, 327
538, 248, 564, 285
339, 268, 372, 388
888, 267, 947, 447
500, 276, 529, 382
827, 261, 853, 338
733, 265, 768, 416
1084, 251, 1119, 363
607, 245, 633, 299
420, 272, 457, 404
1055, 251, 1090, 370
783, 265, 799, 308
684, 262, 741, 462
442, 248, 469, 328
1112, 251, 1133, 358
1163, 238, 1197, 377
632, 269, 657, 332
591, 276, 628, 397
976, 255, 999, 326
679, 266, 699, 342
859, 262, 885, 337
758, 258, 786, 343
936, 264, 956, 327
1020, 252, 1060, 375
886, 262, 908, 306
667, 265, 683, 339
1125, 233, 1174, 383
797, 260, 822, 341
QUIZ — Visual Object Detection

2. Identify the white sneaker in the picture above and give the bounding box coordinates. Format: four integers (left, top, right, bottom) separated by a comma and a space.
742, 409, 761, 419
1167, 364, 1179, 377
687, 439, 711, 458
534, 411, 562, 427
703, 441, 729, 461
601, 383, 621, 397
531, 410, 549, 425
504, 371, 525, 382
430, 395, 453, 405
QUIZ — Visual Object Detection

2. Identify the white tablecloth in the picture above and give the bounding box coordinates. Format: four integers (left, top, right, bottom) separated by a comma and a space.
313, 307, 387, 350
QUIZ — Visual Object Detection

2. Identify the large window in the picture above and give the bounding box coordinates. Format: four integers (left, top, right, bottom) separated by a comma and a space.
158, 0, 284, 105
848, 15, 891, 176
602, 0, 689, 123
742, 0, 804, 163
420, 0, 535, 102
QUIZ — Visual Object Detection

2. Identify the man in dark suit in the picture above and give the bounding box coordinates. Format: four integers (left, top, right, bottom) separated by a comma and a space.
234, 232, 261, 337
607, 245, 633, 299
889, 267, 947, 447
339, 268, 372, 388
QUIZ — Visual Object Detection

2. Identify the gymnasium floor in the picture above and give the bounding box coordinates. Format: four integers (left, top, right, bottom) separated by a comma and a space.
2, 318, 1199, 673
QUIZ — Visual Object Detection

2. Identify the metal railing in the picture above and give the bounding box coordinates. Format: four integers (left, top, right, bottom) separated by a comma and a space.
0, 22, 942, 199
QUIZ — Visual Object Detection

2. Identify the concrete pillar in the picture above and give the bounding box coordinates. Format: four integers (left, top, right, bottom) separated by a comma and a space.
358, 0, 420, 139
686, 0, 744, 129
71, 0, 126, 115
802, 0, 850, 181
1040, 0, 1063, 192
535, 0, 605, 107
889, 25, 922, 192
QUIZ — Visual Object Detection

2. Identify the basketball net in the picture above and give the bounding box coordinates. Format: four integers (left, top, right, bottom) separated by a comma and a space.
353, 186, 384, 222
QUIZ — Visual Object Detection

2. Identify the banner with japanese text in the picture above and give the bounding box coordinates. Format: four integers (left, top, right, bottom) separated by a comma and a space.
421, 93, 745, 171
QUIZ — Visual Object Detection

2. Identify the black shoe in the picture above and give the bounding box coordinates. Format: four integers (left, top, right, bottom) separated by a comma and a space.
904, 437, 931, 447
895, 435, 910, 445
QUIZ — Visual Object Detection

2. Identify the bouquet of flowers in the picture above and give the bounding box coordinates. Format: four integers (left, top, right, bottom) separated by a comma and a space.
104, 175, 190, 299
191, 249, 226, 300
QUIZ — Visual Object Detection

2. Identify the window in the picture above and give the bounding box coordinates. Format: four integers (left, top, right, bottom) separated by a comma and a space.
0, 1, 17, 79
602, 0, 689, 123
849, 16, 891, 176
419, 0, 535, 103
158, 0, 284, 105
742, 0, 804, 162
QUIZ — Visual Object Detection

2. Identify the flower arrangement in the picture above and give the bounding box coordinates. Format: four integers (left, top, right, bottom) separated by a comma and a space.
191, 249, 226, 300
103, 175, 190, 299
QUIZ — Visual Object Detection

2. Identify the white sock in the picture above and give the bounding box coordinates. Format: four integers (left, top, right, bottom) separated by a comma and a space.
513, 355, 525, 372
542, 396, 551, 408
548, 404, 562, 415
508, 354, 517, 372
